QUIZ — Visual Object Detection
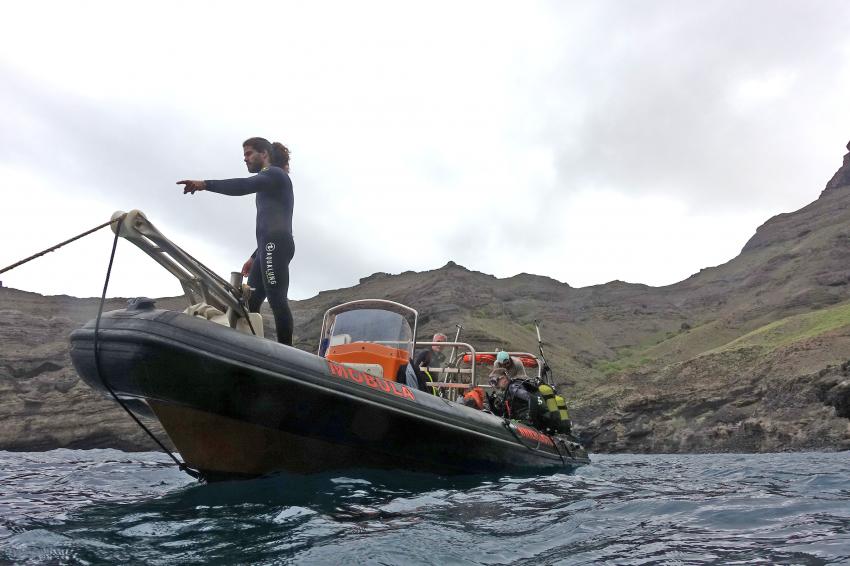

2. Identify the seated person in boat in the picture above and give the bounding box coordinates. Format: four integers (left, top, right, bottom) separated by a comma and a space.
411, 332, 448, 392
487, 368, 533, 422
493, 350, 527, 380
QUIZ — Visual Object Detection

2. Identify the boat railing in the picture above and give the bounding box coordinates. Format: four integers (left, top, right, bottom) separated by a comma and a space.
469, 351, 543, 380
416, 347, 545, 391
416, 341, 476, 397
372, 340, 416, 347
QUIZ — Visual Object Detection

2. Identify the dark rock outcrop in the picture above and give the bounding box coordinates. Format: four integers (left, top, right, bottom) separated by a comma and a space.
823, 139, 850, 193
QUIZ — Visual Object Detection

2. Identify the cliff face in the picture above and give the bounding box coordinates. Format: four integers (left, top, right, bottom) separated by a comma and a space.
823, 140, 850, 194
2, 142, 850, 454
0, 293, 187, 452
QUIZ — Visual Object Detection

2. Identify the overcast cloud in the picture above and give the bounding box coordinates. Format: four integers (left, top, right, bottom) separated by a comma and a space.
1, 1, 849, 300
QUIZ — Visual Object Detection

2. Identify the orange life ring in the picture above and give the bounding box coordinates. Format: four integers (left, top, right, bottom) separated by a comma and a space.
462, 353, 497, 364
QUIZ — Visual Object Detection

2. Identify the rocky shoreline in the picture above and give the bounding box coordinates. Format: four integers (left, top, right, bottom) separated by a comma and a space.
578, 342, 850, 454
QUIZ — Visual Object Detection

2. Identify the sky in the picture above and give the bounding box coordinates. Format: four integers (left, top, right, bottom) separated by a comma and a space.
1, 1, 850, 301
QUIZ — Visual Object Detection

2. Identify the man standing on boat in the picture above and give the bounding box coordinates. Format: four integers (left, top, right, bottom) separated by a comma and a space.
177, 137, 295, 346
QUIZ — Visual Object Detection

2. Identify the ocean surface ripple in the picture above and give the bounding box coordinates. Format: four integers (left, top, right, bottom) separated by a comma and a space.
0, 450, 848, 565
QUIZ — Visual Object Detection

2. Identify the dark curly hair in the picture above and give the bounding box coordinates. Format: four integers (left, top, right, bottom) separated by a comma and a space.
243, 137, 291, 173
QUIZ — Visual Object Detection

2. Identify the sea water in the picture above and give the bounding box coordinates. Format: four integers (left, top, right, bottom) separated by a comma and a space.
0, 450, 848, 565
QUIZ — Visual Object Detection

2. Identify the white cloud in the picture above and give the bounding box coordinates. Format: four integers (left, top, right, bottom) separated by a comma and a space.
1, 1, 849, 301
729, 70, 797, 111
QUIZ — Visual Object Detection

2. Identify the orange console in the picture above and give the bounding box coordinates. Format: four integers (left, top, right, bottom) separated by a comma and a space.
325, 342, 410, 382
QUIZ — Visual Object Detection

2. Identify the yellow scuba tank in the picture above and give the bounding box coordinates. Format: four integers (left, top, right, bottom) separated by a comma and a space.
538, 384, 559, 412
536, 383, 563, 433
554, 394, 568, 420
555, 394, 571, 433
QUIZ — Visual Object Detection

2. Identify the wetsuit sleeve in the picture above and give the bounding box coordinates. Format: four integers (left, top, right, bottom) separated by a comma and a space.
205, 170, 276, 196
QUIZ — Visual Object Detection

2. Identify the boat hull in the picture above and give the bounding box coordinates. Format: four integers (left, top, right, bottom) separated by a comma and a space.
70, 307, 590, 479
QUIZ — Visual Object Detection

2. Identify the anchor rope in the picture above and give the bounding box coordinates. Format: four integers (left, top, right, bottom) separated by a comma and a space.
0, 218, 121, 276
1, 213, 252, 478
0, 215, 257, 337
92, 220, 201, 480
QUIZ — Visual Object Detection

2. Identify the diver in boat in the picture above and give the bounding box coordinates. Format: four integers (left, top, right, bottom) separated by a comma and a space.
177, 137, 295, 345
488, 368, 534, 421
493, 350, 527, 380
412, 332, 447, 392
489, 365, 572, 433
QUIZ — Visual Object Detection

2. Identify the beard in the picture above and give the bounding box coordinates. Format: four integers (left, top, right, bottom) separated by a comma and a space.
246, 160, 262, 174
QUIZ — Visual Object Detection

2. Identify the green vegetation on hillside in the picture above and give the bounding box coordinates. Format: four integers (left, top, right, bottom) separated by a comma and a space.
711, 300, 850, 353
592, 300, 850, 377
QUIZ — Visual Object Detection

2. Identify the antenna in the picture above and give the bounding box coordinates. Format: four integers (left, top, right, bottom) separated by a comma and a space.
534, 319, 553, 385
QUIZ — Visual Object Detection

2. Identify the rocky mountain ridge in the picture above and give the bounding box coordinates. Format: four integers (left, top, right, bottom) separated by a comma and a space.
2, 142, 850, 453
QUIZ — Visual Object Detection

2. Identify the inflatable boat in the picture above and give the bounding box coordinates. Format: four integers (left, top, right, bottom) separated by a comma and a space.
69, 211, 589, 480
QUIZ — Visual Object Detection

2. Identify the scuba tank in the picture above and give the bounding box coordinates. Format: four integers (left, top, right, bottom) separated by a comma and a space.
555, 394, 571, 434
531, 383, 572, 434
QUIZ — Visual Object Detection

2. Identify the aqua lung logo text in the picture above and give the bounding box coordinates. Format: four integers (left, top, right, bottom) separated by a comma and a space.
264, 242, 277, 285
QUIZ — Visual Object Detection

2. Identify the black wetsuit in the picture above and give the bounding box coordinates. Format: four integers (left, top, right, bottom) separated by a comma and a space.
412, 349, 445, 392
205, 167, 295, 345
412, 349, 435, 372
489, 381, 533, 421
